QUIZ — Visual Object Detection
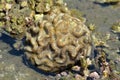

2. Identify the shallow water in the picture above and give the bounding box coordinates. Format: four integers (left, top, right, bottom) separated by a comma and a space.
0, 0, 120, 80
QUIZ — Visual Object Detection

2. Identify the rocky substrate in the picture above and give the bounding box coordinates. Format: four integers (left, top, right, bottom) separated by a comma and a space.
0, 0, 120, 80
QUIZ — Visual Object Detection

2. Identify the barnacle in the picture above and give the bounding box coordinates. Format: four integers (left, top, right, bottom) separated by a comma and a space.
24, 0, 92, 72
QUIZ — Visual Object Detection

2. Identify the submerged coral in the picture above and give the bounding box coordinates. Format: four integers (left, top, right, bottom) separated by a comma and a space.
0, 0, 120, 80
24, 0, 92, 72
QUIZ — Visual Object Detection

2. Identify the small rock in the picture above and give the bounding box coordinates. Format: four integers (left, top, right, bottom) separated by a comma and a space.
89, 72, 100, 79
87, 58, 92, 65
56, 74, 61, 80
56, 74, 61, 77
86, 77, 94, 80
60, 72, 68, 76
75, 74, 84, 80
45, 78, 48, 80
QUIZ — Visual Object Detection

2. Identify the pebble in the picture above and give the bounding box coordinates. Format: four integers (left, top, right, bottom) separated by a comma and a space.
114, 60, 119, 64
56, 74, 61, 77
75, 74, 84, 80
72, 66, 81, 72
89, 72, 100, 79
86, 77, 94, 80
45, 78, 48, 80
60, 72, 68, 76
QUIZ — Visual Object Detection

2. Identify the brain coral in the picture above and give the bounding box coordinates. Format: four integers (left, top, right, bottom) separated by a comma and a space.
24, 0, 92, 72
